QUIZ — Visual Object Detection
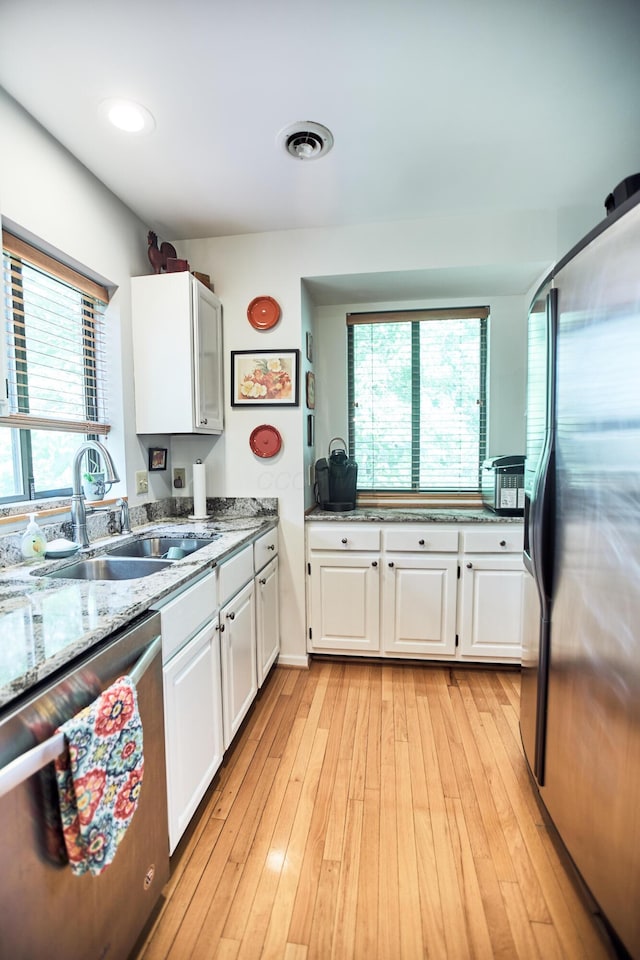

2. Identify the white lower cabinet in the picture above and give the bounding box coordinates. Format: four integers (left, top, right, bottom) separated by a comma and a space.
220, 578, 257, 748
163, 617, 223, 854
153, 570, 223, 854
307, 521, 524, 664
458, 555, 524, 661
383, 554, 458, 656
256, 556, 280, 685
309, 552, 380, 652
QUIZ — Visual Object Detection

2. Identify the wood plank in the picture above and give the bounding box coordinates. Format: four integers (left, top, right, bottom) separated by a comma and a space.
260, 729, 329, 959
134, 662, 615, 960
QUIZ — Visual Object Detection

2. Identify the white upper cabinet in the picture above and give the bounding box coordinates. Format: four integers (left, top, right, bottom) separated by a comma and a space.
131, 272, 223, 434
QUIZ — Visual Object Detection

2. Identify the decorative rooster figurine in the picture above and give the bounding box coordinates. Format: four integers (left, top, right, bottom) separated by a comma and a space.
147, 231, 178, 274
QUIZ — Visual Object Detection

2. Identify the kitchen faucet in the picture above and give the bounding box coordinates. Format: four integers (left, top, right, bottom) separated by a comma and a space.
70, 440, 120, 548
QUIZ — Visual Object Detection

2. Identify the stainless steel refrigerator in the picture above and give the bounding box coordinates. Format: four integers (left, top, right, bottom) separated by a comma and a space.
521, 188, 640, 958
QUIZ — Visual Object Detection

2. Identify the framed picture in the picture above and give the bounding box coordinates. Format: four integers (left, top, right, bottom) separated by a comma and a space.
231, 350, 300, 407
307, 413, 315, 446
306, 371, 316, 409
148, 447, 167, 471
306, 331, 313, 362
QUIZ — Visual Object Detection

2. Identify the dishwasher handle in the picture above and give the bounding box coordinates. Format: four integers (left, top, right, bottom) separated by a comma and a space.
0, 634, 161, 800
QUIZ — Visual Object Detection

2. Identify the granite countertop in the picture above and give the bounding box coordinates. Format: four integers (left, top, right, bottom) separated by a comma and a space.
306, 506, 524, 523
0, 514, 277, 712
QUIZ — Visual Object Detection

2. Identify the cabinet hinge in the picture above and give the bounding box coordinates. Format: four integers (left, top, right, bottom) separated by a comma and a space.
455, 634, 459, 647
309, 627, 312, 640
307, 562, 311, 575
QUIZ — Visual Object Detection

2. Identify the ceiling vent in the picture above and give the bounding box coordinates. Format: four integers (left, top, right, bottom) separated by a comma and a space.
280, 121, 334, 161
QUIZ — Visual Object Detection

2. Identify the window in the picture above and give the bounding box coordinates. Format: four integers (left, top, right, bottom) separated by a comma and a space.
0, 232, 109, 502
347, 307, 488, 494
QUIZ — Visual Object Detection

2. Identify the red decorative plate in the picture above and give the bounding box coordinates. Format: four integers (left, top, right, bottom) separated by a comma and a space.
250, 424, 282, 458
247, 296, 281, 330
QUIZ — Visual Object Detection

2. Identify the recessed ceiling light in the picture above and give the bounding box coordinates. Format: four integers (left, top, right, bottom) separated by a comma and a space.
278, 121, 334, 161
99, 98, 155, 134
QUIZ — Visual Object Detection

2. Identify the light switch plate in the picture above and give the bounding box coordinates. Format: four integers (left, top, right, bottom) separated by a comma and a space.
135, 470, 149, 495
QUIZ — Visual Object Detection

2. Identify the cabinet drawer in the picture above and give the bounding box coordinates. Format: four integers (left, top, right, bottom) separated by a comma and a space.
308, 525, 380, 551
461, 526, 523, 553
219, 544, 254, 606
154, 570, 218, 663
384, 527, 458, 553
254, 527, 278, 572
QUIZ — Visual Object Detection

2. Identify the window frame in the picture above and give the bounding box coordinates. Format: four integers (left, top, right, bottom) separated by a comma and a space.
347, 307, 488, 498
0, 231, 109, 503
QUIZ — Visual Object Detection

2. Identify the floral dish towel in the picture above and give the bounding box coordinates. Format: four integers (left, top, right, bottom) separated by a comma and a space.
54, 675, 144, 877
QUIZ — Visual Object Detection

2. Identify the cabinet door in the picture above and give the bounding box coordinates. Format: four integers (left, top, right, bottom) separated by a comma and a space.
163, 617, 223, 854
458, 555, 524, 661
256, 556, 280, 686
192, 280, 224, 433
383, 554, 458, 656
221, 580, 257, 748
308, 553, 380, 653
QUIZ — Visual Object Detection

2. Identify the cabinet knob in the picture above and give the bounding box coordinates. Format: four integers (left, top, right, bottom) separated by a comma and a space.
466, 562, 473, 568
418, 539, 425, 546
388, 561, 394, 568
500, 539, 506, 547
226, 611, 235, 620
259, 577, 267, 585
267, 543, 275, 551
341, 538, 348, 544
201, 417, 208, 425
220, 623, 225, 633
372, 560, 378, 567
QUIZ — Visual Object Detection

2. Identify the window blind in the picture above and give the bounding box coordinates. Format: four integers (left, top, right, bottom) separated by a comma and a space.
347, 307, 488, 493
1, 233, 110, 435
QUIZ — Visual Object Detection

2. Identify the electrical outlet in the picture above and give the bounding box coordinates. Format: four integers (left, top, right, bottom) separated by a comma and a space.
135, 470, 149, 495
173, 467, 186, 490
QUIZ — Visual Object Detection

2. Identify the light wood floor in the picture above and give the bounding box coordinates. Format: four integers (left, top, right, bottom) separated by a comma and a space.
135, 660, 617, 960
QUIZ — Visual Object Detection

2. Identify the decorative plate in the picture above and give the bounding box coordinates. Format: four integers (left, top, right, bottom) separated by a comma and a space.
247, 296, 281, 330
249, 424, 282, 458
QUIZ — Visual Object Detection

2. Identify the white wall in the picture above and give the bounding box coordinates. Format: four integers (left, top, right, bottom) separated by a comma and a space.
0, 88, 169, 504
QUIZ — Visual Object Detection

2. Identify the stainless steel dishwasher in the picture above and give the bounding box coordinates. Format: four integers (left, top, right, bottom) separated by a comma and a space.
0, 610, 169, 960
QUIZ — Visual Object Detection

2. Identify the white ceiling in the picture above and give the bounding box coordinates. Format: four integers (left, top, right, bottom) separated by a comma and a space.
1, 0, 639, 249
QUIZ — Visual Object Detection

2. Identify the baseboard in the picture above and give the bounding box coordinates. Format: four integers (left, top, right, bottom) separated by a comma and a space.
277, 653, 310, 669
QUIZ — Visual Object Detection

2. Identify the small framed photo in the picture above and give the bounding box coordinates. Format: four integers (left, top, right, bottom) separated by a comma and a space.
306, 331, 314, 362
307, 413, 315, 446
306, 371, 316, 409
148, 447, 167, 471
231, 349, 300, 407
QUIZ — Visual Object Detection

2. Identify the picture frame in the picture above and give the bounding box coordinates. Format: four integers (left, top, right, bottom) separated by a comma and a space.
307, 413, 315, 446
148, 447, 167, 471
231, 349, 300, 406
306, 331, 313, 362
306, 371, 316, 409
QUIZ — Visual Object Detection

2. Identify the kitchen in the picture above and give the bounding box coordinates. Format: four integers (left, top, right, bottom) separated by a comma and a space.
1, 1, 640, 957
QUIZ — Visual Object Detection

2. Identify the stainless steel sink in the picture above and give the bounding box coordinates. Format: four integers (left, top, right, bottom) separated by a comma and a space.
106, 536, 216, 559
44, 556, 173, 581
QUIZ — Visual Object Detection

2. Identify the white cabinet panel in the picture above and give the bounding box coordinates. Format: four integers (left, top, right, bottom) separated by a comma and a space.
458, 556, 524, 661
221, 579, 257, 748
256, 556, 280, 685
383, 555, 458, 656
163, 618, 223, 854
309, 553, 379, 653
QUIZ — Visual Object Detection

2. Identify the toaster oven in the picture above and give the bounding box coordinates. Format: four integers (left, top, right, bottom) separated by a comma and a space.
481, 455, 525, 516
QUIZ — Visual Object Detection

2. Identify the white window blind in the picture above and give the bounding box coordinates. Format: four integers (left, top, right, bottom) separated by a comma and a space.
1, 232, 110, 435
347, 307, 488, 492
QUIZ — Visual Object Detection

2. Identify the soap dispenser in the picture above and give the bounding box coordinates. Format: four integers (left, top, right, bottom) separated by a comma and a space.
21, 513, 47, 562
